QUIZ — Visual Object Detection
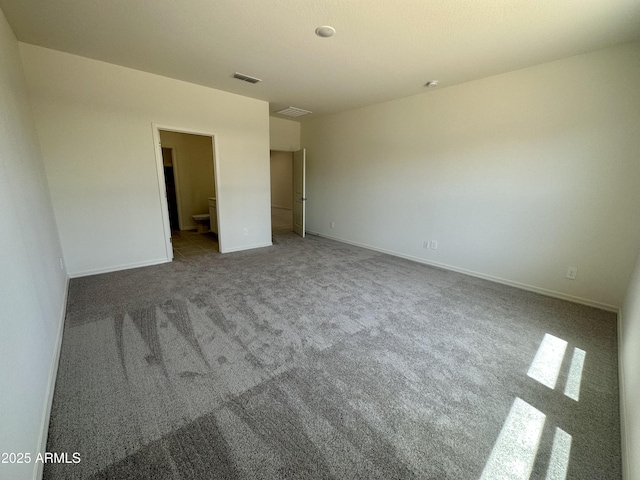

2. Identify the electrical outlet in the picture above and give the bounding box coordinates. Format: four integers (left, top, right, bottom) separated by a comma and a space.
423, 241, 430, 249
243, 228, 248, 236
566, 266, 577, 280
330, 221, 335, 229
430, 240, 438, 250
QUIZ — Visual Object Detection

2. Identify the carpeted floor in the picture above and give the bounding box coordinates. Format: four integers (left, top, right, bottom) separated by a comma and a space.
44, 233, 620, 479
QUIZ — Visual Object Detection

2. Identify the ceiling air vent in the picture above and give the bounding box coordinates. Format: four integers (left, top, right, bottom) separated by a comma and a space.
275, 106, 313, 117
232, 72, 262, 84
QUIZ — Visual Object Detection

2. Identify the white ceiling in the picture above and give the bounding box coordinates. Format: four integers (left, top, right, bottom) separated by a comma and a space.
2, 0, 639, 119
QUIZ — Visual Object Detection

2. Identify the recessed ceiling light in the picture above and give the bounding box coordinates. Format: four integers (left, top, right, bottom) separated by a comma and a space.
315, 26, 335, 38
425, 81, 439, 88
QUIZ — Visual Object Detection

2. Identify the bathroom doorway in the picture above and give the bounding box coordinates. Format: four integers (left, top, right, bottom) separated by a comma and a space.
153, 125, 222, 259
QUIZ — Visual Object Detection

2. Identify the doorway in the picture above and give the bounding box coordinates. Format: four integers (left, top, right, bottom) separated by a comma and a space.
161, 147, 180, 231
269, 148, 306, 237
270, 150, 294, 234
154, 125, 222, 259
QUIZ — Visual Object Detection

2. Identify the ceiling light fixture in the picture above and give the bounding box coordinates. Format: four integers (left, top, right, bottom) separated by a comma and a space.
275, 107, 313, 117
315, 26, 335, 38
425, 80, 439, 88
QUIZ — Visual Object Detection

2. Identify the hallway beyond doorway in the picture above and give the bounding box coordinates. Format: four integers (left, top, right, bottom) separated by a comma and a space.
271, 207, 293, 234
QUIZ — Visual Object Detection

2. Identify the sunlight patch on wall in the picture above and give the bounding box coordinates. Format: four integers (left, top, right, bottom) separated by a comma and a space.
527, 334, 568, 389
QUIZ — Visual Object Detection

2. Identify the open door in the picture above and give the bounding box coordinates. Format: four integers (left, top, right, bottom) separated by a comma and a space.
293, 148, 306, 237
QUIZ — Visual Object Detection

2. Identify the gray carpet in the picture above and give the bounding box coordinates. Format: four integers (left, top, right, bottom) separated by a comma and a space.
45, 233, 620, 479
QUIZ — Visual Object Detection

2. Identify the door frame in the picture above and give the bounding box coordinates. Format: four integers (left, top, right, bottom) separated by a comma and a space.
152, 123, 223, 259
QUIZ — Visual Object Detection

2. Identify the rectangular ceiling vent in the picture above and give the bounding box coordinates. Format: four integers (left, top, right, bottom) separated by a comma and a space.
232, 72, 262, 84
275, 106, 313, 117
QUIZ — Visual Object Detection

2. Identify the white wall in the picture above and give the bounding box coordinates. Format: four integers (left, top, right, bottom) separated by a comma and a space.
270, 116, 301, 151
159, 130, 215, 230
302, 41, 640, 310
621, 253, 640, 479
0, 9, 68, 480
20, 43, 272, 276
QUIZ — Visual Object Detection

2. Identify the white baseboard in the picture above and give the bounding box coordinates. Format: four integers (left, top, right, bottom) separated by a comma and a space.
69, 258, 170, 278
220, 241, 273, 254
618, 311, 630, 480
307, 230, 620, 312
34, 274, 69, 480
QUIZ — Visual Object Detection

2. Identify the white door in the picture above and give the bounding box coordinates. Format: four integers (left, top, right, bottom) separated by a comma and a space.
293, 148, 306, 238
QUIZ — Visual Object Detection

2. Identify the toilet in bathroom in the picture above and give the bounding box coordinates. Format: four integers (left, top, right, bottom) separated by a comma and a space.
191, 197, 217, 234
191, 214, 210, 233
